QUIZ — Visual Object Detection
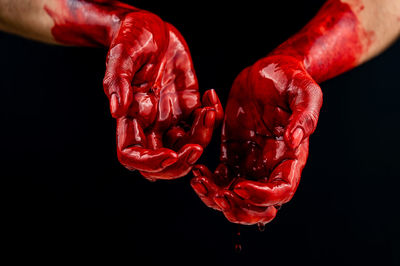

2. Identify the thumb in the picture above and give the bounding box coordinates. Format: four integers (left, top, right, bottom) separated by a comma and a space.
284, 79, 323, 149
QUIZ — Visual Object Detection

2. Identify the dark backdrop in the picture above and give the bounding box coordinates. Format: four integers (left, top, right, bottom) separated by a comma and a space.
1, 0, 399, 265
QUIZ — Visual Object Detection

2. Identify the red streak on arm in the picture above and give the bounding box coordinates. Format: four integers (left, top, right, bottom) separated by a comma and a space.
43, 0, 225, 180
271, 0, 371, 83
44, 0, 138, 47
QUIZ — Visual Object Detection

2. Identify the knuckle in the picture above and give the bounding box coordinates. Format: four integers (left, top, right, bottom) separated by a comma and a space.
300, 112, 318, 134
309, 84, 323, 105
102, 73, 114, 90
116, 151, 132, 170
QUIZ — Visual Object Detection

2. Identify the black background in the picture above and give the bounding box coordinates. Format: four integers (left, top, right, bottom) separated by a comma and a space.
1, 0, 399, 265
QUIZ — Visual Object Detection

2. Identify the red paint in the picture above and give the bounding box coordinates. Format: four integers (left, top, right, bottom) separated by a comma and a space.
45, 0, 223, 179
191, 0, 372, 225
45, 0, 136, 46
271, 0, 367, 83
191, 56, 320, 225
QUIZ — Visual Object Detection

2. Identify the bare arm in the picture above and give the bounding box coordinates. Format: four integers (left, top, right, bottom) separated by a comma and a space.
0, 0, 225, 180
271, 0, 400, 82
0, 0, 398, 60
349, 0, 400, 64
190, 0, 400, 226
0, 0, 138, 45
0, 0, 59, 44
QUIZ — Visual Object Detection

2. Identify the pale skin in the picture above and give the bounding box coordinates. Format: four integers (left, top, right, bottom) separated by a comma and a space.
1, 0, 400, 224
0, 0, 399, 63
343, 0, 400, 64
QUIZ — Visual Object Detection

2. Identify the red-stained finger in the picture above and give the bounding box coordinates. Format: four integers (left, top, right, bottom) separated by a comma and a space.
116, 117, 178, 172
164, 107, 216, 150
140, 144, 203, 180
284, 80, 323, 149
179, 107, 216, 149
104, 13, 168, 118
193, 163, 232, 187
192, 164, 213, 179
202, 89, 224, 126
164, 126, 186, 149
103, 43, 135, 118
191, 173, 222, 211
233, 159, 304, 207
118, 146, 178, 173
214, 190, 277, 225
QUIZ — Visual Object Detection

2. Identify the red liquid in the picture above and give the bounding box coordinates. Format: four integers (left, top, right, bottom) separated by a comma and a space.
234, 225, 242, 253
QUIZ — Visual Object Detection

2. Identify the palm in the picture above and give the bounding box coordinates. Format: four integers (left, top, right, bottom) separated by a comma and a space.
116, 23, 223, 180
191, 56, 322, 225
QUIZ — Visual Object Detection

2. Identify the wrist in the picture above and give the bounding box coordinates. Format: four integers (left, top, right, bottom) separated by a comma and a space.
268, 48, 308, 73
269, 0, 366, 84
45, 0, 138, 47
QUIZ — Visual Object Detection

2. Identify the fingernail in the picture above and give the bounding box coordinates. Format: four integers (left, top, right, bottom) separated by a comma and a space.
234, 188, 251, 200
214, 196, 230, 210
208, 89, 217, 104
192, 182, 208, 195
110, 94, 119, 115
188, 149, 202, 165
161, 157, 177, 167
291, 128, 304, 148
205, 110, 215, 128
203, 89, 217, 105
192, 168, 201, 177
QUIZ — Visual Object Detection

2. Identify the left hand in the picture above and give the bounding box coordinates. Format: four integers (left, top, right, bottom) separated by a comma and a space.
191, 55, 322, 225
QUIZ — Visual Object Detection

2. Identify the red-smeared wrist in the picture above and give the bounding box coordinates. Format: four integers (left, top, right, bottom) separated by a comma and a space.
45, 0, 138, 47
269, 0, 368, 84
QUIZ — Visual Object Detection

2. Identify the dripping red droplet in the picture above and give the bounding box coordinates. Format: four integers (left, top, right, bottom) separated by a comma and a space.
235, 243, 242, 253
257, 222, 265, 232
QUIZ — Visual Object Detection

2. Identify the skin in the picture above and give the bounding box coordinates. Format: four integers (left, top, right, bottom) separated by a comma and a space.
0, 0, 224, 180
0, 0, 399, 224
191, 0, 400, 225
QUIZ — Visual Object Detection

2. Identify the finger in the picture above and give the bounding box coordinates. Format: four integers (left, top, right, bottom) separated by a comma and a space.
140, 144, 203, 180
116, 117, 178, 172
164, 126, 186, 148
118, 146, 178, 173
233, 159, 304, 207
178, 107, 216, 149
104, 13, 167, 118
194, 163, 232, 187
103, 44, 135, 118
202, 89, 224, 126
165, 107, 216, 150
284, 79, 323, 149
191, 166, 222, 210
192, 164, 213, 179
214, 190, 277, 225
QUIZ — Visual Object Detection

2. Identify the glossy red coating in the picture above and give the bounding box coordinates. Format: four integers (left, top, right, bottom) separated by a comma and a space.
191, 0, 371, 225
45, 0, 223, 180
270, 0, 368, 83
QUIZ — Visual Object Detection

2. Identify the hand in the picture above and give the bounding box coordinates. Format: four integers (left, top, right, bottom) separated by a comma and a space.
191, 55, 322, 225
102, 10, 170, 118
44, 1, 224, 180
115, 23, 223, 180
46, 1, 175, 118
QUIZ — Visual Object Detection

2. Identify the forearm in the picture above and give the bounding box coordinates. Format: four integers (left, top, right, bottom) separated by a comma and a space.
0, 0, 54, 43
270, 0, 400, 83
0, 0, 139, 46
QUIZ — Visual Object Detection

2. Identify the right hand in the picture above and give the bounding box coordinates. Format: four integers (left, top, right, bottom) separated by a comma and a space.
111, 18, 223, 180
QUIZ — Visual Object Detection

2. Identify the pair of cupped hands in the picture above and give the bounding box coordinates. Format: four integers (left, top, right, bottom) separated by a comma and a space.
103, 10, 322, 225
